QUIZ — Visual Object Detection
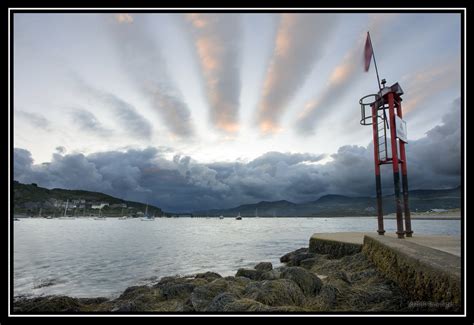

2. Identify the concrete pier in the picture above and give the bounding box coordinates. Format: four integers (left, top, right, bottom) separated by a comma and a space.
309, 232, 461, 309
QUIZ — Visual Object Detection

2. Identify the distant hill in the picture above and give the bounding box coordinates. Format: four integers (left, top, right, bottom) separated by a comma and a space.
13, 181, 162, 217
194, 186, 461, 217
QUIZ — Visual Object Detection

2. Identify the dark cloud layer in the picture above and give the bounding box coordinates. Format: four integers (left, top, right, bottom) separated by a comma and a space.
14, 99, 461, 212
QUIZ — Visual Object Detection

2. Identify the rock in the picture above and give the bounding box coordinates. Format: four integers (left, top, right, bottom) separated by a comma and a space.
152, 299, 190, 312
235, 268, 261, 280
254, 262, 273, 272
117, 285, 153, 300
14, 296, 83, 312
195, 271, 222, 281
280, 248, 316, 266
299, 254, 329, 269
244, 279, 305, 306
280, 247, 307, 263
159, 281, 196, 299
318, 284, 339, 307
223, 298, 272, 312
281, 267, 323, 296
205, 292, 239, 311
259, 269, 281, 280
190, 278, 235, 311
115, 285, 164, 311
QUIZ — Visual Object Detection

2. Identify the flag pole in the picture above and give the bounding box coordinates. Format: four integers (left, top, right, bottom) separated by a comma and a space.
368, 31, 382, 91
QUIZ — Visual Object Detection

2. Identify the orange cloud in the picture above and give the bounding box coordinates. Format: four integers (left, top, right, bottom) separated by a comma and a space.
115, 14, 133, 24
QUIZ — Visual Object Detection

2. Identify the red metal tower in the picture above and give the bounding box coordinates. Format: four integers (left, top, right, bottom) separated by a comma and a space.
359, 80, 413, 239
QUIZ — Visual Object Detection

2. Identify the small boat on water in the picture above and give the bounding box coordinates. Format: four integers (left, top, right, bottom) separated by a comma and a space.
44, 215, 53, 219
94, 208, 106, 220
118, 208, 129, 220
140, 205, 155, 221
219, 215, 224, 219
59, 200, 76, 219
235, 212, 242, 220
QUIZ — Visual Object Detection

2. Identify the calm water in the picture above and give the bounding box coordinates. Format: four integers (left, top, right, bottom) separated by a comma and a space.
13, 217, 460, 298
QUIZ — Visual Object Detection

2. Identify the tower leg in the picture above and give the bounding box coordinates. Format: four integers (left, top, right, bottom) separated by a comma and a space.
371, 105, 384, 235
388, 93, 405, 238
396, 101, 413, 237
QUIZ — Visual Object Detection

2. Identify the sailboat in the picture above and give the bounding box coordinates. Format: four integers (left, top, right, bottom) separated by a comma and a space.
59, 200, 75, 219
141, 205, 154, 221
94, 208, 106, 220
255, 208, 259, 218
219, 215, 224, 219
119, 207, 129, 220
235, 212, 242, 220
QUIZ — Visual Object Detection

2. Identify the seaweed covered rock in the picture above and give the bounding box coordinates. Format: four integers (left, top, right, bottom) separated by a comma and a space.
281, 267, 323, 296
195, 272, 222, 281
235, 268, 261, 280
223, 298, 273, 312
254, 262, 273, 272
14, 296, 84, 312
280, 248, 316, 266
114, 285, 164, 311
190, 278, 246, 311
244, 279, 305, 306
259, 269, 281, 280
205, 292, 239, 312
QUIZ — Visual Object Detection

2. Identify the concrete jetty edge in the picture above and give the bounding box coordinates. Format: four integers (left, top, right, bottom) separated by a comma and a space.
309, 232, 461, 310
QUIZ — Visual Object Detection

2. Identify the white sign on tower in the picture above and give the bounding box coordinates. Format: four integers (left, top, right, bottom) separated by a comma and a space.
395, 115, 407, 143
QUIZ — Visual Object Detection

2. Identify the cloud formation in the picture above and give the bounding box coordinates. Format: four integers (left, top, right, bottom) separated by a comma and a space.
256, 14, 338, 134
109, 14, 195, 138
14, 98, 460, 212
185, 14, 242, 133
73, 76, 153, 139
294, 14, 396, 135
15, 111, 51, 131
71, 109, 112, 136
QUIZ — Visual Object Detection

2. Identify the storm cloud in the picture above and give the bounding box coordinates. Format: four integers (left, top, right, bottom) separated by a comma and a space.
14, 98, 460, 212
185, 14, 242, 133
256, 14, 338, 134
108, 14, 195, 138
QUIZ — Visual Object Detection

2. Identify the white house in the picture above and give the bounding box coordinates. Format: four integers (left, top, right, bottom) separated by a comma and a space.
91, 203, 109, 209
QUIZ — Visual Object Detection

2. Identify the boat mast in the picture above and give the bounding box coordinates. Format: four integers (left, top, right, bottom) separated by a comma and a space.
63, 200, 68, 217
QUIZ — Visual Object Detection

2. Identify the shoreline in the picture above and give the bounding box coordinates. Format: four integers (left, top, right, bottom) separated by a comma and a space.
13, 214, 461, 220
13, 236, 460, 313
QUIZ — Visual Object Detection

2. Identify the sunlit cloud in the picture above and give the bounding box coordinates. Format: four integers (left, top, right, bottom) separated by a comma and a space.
115, 14, 133, 24
402, 60, 460, 114
294, 14, 397, 135
185, 13, 242, 134
256, 14, 338, 135
109, 14, 195, 138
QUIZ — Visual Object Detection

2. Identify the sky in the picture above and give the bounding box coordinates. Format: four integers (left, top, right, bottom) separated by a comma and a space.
12, 12, 462, 212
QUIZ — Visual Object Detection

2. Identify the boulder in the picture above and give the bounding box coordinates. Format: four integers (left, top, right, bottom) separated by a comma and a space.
14, 296, 83, 312
159, 281, 196, 300
244, 279, 305, 306
223, 298, 273, 312
259, 269, 281, 280
280, 248, 316, 266
205, 292, 239, 312
281, 267, 323, 296
195, 271, 222, 281
190, 278, 238, 311
235, 268, 261, 280
254, 262, 273, 272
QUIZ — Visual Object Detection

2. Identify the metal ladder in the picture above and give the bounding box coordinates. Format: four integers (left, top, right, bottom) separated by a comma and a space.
377, 110, 388, 162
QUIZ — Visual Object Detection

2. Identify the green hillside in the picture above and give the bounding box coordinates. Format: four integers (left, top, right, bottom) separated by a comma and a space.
13, 181, 162, 217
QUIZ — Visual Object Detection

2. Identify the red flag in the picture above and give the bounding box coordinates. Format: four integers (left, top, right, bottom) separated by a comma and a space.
364, 32, 373, 72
